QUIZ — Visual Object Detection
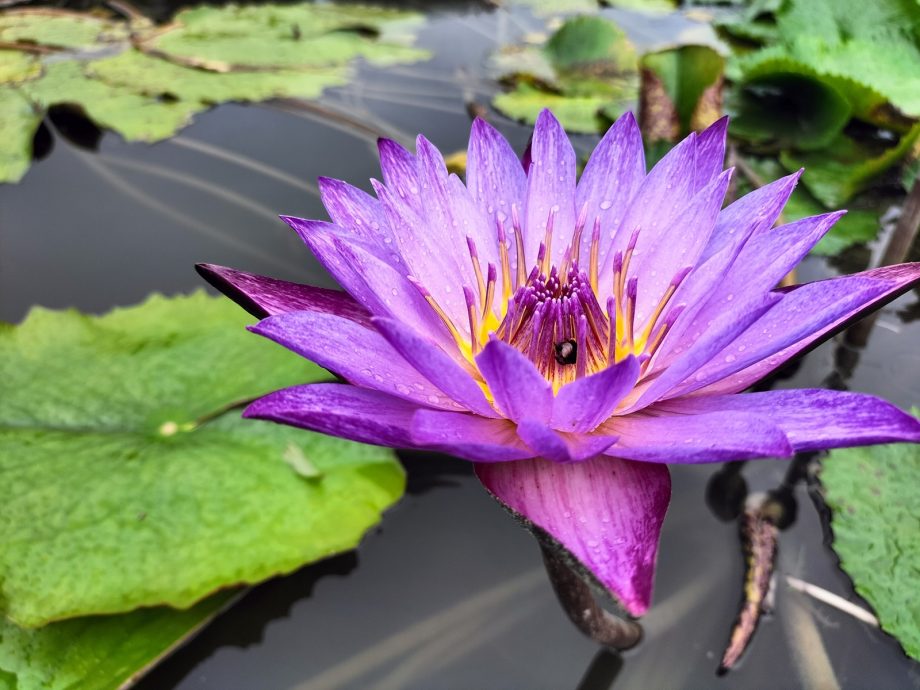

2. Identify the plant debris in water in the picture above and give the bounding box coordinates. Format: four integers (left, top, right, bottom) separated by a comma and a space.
0, 3, 429, 183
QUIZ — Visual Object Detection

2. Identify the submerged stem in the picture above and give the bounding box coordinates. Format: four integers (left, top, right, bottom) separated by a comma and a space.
540, 543, 643, 651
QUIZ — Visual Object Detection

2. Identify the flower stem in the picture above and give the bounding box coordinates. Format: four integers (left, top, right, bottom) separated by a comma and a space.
540, 543, 643, 651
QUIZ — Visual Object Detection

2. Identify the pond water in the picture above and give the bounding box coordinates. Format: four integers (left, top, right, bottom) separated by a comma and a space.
2, 2, 919, 689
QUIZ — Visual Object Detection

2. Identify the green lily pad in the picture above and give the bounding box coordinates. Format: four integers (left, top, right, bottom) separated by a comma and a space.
0, 292, 405, 627
146, 3, 427, 70
730, 0, 920, 122
0, 9, 127, 51
728, 69, 852, 151
640, 45, 724, 141
0, 592, 234, 690
19, 61, 203, 143
492, 16, 638, 133
0, 88, 41, 184
821, 419, 920, 661
0, 50, 40, 85
781, 125, 920, 208
87, 51, 349, 106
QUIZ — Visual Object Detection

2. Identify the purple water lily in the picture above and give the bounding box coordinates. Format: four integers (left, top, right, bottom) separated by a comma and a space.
199, 110, 920, 619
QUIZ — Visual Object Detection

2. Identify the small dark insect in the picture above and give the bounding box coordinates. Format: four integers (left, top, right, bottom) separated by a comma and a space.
291, 23, 302, 40
554, 339, 578, 365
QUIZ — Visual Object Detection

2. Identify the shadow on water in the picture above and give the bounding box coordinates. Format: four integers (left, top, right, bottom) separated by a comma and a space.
3, 1, 920, 689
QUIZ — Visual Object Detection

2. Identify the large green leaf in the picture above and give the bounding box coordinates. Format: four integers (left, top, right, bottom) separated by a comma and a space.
0, 593, 234, 690
0, 50, 40, 85
821, 424, 920, 661
493, 83, 616, 134
730, 0, 920, 122
544, 16, 637, 74
0, 10, 127, 51
0, 292, 405, 627
0, 88, 41, 184
781, 125, 920, 207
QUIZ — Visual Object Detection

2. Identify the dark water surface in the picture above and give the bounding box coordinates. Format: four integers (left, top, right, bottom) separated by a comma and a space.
2, 3, 919, 689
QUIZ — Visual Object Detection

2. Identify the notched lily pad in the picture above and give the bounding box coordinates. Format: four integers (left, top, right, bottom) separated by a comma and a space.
821, 417, 920, 661
0, 292, 405, 628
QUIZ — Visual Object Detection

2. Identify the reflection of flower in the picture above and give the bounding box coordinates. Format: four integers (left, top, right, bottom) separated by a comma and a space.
200, 110, 920, 617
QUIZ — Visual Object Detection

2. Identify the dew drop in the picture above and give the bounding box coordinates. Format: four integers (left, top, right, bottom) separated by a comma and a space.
599, 200, 612, 210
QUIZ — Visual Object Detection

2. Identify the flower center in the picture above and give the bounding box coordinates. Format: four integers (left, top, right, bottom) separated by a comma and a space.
417, 203, 690, 391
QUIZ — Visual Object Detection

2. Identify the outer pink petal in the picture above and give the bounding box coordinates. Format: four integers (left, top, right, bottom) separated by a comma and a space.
476, 456, 671, 617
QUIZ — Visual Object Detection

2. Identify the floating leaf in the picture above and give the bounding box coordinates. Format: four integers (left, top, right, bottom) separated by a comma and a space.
494, 82, 614, 134
781, 125, 920, 207
640, 45, 723, 142
0, 593, 234, 690
87, 50, 349, 106
0, 292, 405, 627
0, 49, 40, 85
821, 419, 920, 661
729, 0, 920, 122
0, 9, 127, 51
728, 69, 851, 151
144, 3, 427, 70
0, 88, 41, 184
492, 16, 637, 133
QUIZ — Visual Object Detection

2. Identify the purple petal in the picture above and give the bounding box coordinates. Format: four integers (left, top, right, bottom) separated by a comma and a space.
250, 311, 463, 411
673, 262, 920, 397
693, 116, 728, 192
656, 390, 920, 451
378, 138, 422, 214
476, 456, 671, 616
476, 339, 553, 423
631, 168, 732, 327
244, 383, 421, 448
283, 218, 450, 342
700, 171, 801, 263
516, 419, 618, 462
597, 134, 697, 291
603, 410, 793, 463
466, 117, 527, 225
576, 112, 645, 270
523, 109, 577, 268
628, 292, 781, 410
196, 263, 370, 323
411, 410, 534, 461
372, 317, 499, 418
551, 357, 640, 433
317, 177, 391, 245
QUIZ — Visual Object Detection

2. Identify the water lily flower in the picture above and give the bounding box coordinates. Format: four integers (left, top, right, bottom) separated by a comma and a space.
199, 110, 920, 621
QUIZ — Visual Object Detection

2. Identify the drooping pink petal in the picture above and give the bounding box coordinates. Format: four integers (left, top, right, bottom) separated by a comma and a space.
244, 383, 422, 448
516, 419, 618, 462
576, 111, 645, 270
523, 109, 577, 267
411, 409, 534, 461
195, 263, 370, 323
672, 262, 920, 397
603, 409, 793, 463
282, 218, 450, 341
476, 339, 554, 423
656, 390, 920, 451
476, 456, 671, 616
692, 116, 728, 192
372, 317, 499, 418
249, 311, 464, 411
551, 356, 640, 433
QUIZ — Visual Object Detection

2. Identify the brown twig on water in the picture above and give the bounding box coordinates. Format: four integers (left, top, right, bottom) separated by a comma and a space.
718, 496, 778, 674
